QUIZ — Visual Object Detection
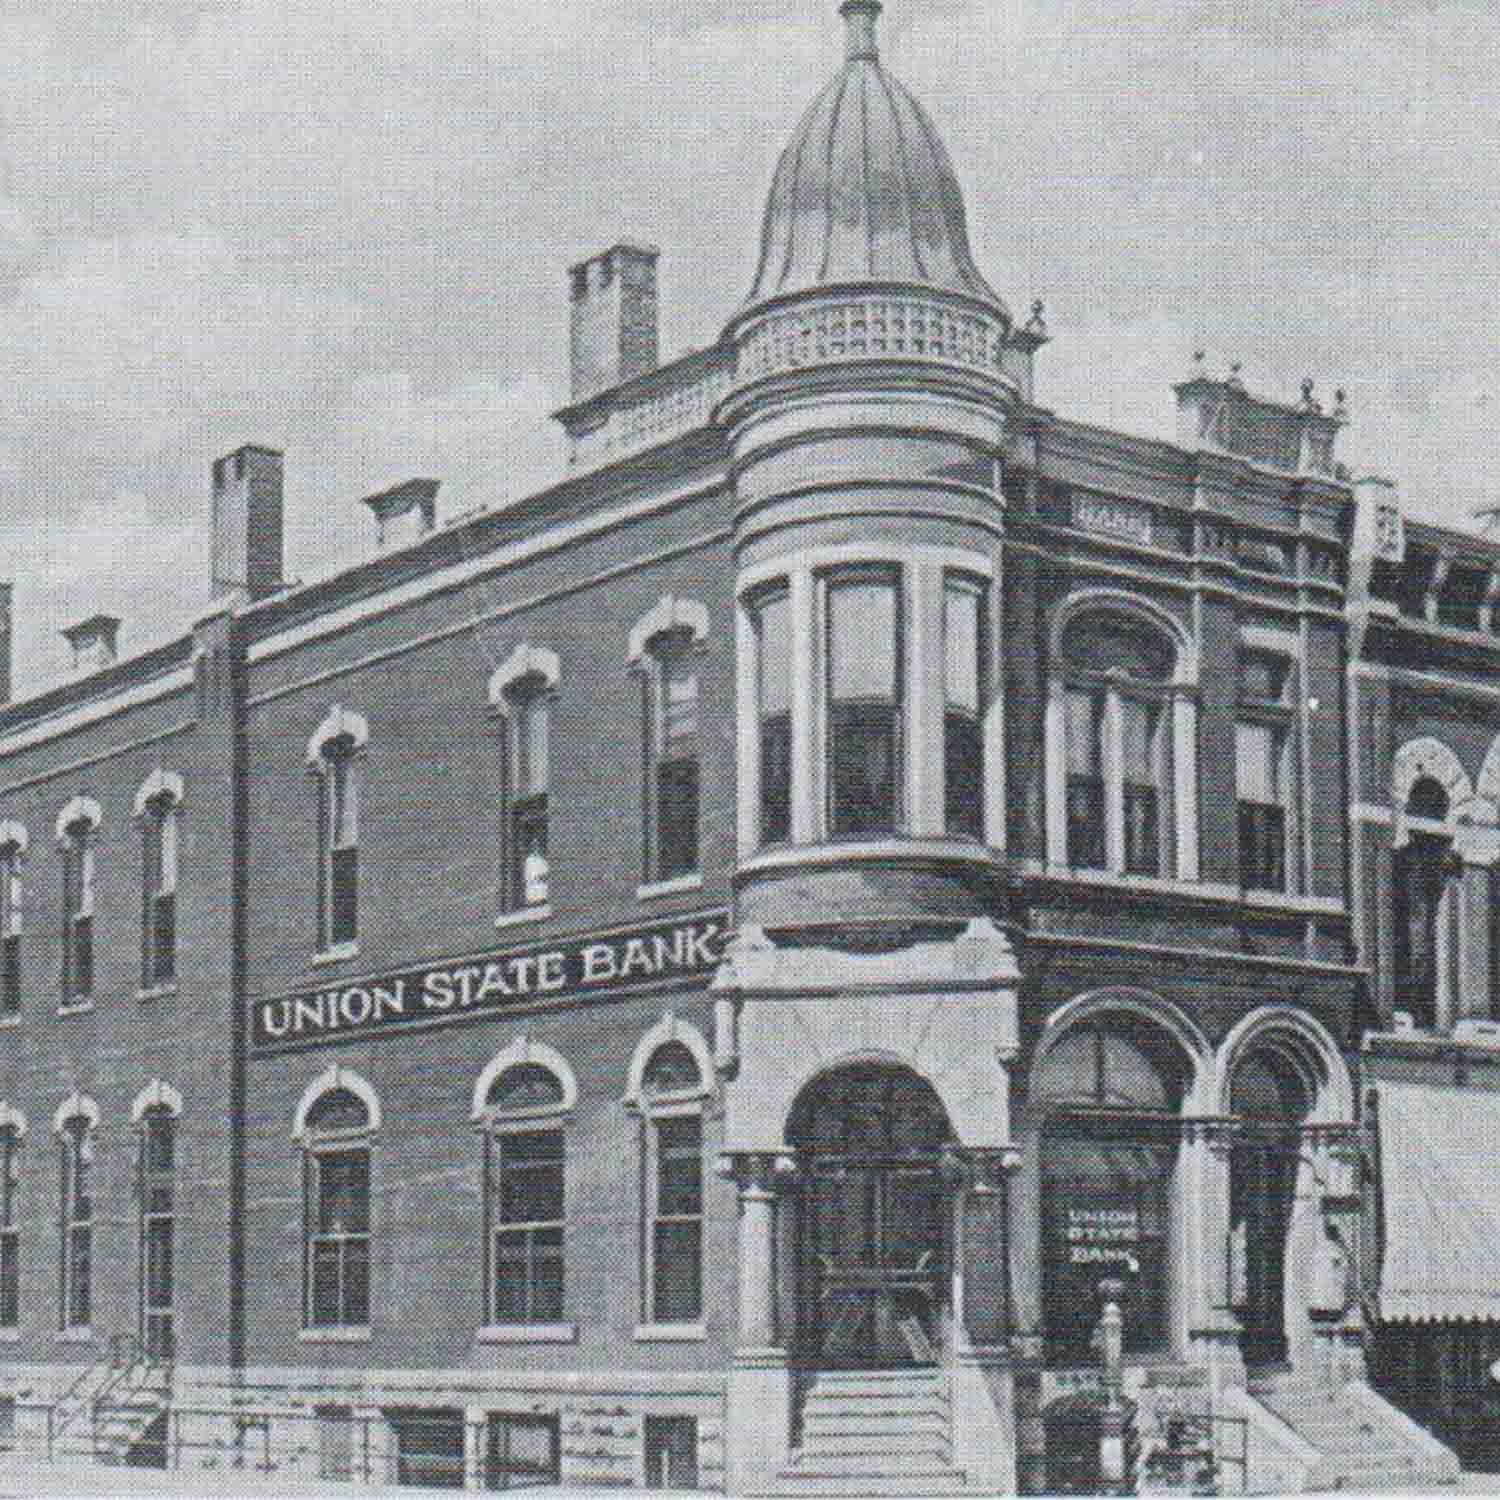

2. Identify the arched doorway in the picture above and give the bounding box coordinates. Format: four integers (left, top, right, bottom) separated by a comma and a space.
1228, 1047, 1311, 1368
787, 1064, 954, 1368
1034, 1013, 1191, 1364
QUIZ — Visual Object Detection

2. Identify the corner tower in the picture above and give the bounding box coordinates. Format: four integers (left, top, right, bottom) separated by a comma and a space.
715, 5, 1030, 1492
719, 0, 1037, 926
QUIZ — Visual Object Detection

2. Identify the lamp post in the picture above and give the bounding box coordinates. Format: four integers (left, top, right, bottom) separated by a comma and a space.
1096, 1277, 1129, 1493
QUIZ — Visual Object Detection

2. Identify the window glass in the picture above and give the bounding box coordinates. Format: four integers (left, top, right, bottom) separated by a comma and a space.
828, 579, 897, 702
944, 582, 981, 714
1061, 616, 1173, 681
944, 579, 985, 839
758, 592, 791, 717
1120, 700, 1159, 784
1236, 723, 1278, 801
756, 590, 792, 846
1066, 692, 1103, 776
489, 1063, 565, 1114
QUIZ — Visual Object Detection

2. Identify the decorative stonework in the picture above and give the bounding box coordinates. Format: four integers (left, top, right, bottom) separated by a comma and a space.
569, 364, 733, 469
732, 292, 1011, 389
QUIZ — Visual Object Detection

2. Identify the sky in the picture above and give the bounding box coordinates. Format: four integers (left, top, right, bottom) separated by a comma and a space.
1, 0, 1498, 692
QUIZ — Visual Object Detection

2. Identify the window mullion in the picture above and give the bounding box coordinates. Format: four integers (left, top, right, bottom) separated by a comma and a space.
1103, 689, 1126, 872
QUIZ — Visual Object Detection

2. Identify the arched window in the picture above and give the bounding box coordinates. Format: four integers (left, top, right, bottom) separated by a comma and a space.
139, 1105, 177, 1358
1036, 1017, 1187, 1361
1055, 610, 1178, 876
1393, 776, 1459, 1030
55, 798, 101, 1005
475, 1049, 572, 1329
631, 599, 708, 887
0, 824, 27, 1018
55, 1103, 97, 1331
134, 771, 184, 989
629, 1029, 711, 1328
490, 649, 558, 915
299, 1081, 374, 1330
133, 1081, 182, 1361
0, 1107, 26, 1330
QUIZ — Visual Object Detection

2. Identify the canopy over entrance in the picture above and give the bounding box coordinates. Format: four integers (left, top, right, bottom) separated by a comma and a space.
1375, 1080, 1500, 1322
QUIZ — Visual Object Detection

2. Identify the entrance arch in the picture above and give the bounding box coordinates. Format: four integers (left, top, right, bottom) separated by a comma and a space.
787, 1063, 955, 1369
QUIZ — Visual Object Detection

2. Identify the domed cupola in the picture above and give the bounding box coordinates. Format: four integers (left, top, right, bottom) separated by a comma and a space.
740, 0, 1008, 322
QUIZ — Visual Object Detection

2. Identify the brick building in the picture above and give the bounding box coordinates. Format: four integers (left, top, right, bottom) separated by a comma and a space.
0, 1, 1481, 1492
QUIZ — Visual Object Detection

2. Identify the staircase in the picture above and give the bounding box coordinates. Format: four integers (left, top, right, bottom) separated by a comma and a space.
52, 1339, 171, 1465
776, 1369, 969, 1495
1247, 1379, 1461, 1492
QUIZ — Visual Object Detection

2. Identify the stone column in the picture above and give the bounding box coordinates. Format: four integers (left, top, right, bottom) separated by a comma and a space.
1193, 1126, 1246, 1397
950, 1149, 1020, 1495
724, 1153, 792, 1494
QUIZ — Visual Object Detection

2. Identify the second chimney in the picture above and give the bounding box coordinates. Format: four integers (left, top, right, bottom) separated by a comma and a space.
362, 478, 440, 549
568, 242, 660, 403
63, 613, 120, 674
211, 444, 284, 603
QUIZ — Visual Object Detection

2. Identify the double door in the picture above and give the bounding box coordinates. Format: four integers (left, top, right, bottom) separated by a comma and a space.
799, 1154, 946, 1367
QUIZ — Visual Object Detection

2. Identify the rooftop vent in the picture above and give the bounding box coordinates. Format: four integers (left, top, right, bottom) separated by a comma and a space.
361, 478, 440, 549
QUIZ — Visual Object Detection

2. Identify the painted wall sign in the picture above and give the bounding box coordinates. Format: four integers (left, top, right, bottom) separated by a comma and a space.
251, 909, 728, 1053
1073, 494, 1154, 548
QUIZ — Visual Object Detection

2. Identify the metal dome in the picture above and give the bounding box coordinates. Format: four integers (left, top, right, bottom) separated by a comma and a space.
742, 0, 1008, 320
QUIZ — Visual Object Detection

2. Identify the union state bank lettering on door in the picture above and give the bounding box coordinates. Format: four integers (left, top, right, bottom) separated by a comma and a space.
252, 910, 728, 1051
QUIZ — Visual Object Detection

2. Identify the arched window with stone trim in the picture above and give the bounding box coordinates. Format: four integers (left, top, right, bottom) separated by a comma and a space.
1048, 601, 1193, 879
295, 1071, 377, 1330
1033, 1015, 1191, 1361
473, 1043, 575, 1329
1393, 775, 1460, 1031
489, 648, 558, 915
134, 771, 184, 989
133, 1081, 182, 1360
0, 823, 27, 1018
0, 1106, 25, 1330
630, 598, 708, 886
307, 710, 367, 954
54, 1096, 99, 1332
626, 1019, 714, 1329
55, 798, 101, 1005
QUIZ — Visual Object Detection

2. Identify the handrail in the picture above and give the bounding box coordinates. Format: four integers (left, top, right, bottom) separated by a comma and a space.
52, 1351, 114, 1438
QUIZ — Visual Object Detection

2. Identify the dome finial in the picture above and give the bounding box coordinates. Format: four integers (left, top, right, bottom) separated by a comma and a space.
840, 0, 881, 61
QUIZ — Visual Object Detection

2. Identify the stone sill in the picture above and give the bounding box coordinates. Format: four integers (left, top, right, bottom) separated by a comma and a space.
138, 982, 179, 1002
633, 1322, 706, 1342
637, 873, 704, 901
56, 1327, 93, 1343
56, 1001, 94, 1017
494, 904, 551, 931
476, 1322, 577, 1345
299, 1325, 371, 1343
311, 942, 360, 967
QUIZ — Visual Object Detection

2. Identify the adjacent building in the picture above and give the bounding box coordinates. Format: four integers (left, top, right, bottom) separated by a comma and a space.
0, 1, 1486, 1492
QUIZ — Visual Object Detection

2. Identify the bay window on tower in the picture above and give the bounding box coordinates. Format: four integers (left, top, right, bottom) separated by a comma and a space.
752, 588, 791, 846
944, 576, 987, 839
824, 567, 902, 836
738, 551, 998, 853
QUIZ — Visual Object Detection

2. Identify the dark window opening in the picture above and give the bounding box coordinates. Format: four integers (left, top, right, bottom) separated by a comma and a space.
490, 1129, 564, 1324
644, 632, 700, 881
826, 572, 901, 837
651, 1114, 702, 1324
485, 1412, 560, 1491
1239, 801, 1286, 891
306, 1144, 371, 1328
1393, 829, 1456, 1031
644, 1416, 699, 1490
389, 1408, 465, 1490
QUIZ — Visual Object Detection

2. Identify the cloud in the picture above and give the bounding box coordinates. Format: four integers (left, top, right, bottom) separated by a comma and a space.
0, 0, 1496, 692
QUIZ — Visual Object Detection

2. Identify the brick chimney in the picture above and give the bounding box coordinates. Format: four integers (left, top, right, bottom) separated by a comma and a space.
211, 444, 284, 602
361, 478, 440, 549
62, 613, 120, 674
568, 243, 660, 403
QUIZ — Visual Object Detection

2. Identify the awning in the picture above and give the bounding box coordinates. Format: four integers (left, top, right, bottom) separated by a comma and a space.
1376, 1079, 1500, 1322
